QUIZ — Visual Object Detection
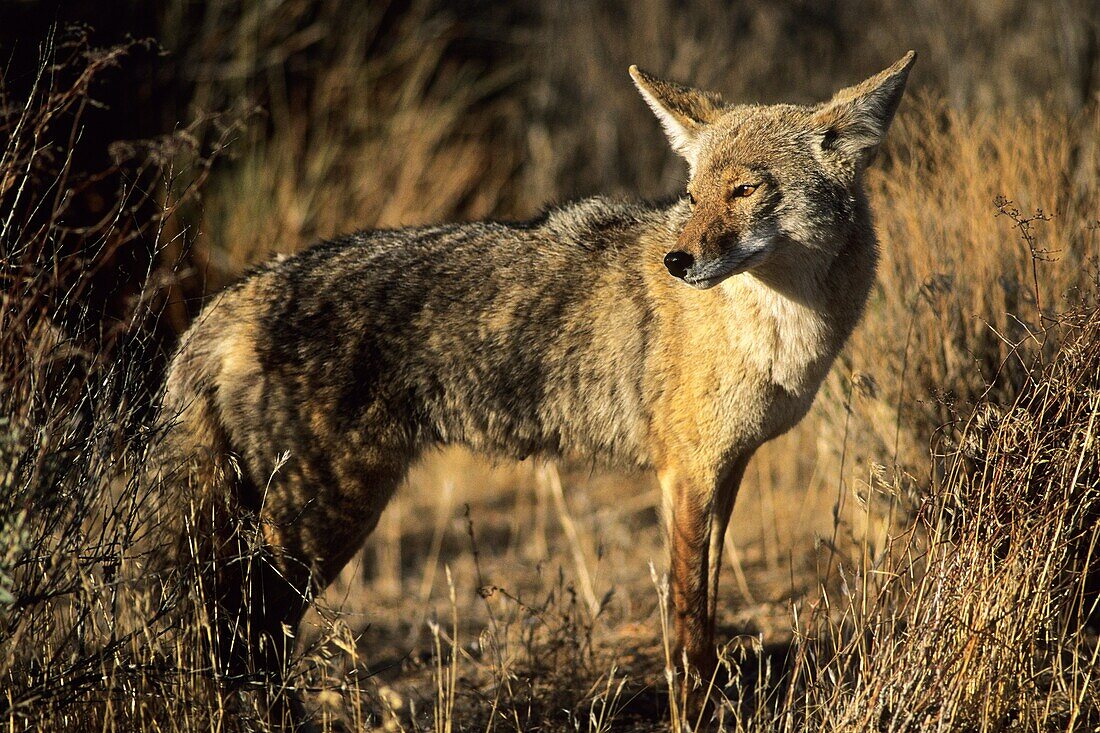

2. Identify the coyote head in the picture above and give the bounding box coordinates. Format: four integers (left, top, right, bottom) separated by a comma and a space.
631, 52, 915, 289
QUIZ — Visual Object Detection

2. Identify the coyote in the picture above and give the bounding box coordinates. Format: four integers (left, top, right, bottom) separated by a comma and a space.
158, 52, 915, 703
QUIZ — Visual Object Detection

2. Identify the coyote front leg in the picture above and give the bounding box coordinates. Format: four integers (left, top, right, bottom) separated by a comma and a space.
707, 455, 752, 628
660, 455, 752, 688
660, 468, 716, 684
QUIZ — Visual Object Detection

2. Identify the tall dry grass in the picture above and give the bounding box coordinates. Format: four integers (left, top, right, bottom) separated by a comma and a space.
2, 2, 1099, 730
163, 0, 525, 287
0, 31, 199, 726
0, 32, 370, 731
846, 100, 1099, 468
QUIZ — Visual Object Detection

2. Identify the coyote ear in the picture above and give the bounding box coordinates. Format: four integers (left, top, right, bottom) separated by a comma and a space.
813, 51, 916, 170
629, 65, 722, 166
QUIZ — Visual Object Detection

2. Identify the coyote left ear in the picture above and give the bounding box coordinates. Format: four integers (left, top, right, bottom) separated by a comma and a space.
813, 51, 916, 170
629, 65, 722, 167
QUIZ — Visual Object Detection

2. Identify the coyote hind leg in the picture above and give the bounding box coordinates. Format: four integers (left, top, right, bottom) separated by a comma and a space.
212, 532, 314, 685
202, 510, 316, 731
217, 462, 405, 725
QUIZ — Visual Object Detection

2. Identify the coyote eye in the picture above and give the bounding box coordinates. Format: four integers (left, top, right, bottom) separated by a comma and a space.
687, 192, 696, 206
732, 184, 757, 198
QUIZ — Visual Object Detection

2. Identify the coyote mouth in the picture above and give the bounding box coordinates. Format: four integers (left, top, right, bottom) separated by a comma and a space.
683, 273, 731, 289
683, 248, 767, 289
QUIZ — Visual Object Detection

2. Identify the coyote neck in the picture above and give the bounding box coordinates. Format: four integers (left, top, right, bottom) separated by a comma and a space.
727, 271, 834, 395
726, 235, 874, 396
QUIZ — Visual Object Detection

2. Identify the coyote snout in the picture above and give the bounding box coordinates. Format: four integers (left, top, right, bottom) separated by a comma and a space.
157, 50, 915, 722
664, 227, 776, 289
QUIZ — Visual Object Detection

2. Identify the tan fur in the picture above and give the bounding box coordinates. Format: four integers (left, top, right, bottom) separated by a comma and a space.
154, 52, 916, 711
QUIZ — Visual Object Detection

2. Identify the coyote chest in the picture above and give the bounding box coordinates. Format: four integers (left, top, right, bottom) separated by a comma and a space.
728, 279, 834, 392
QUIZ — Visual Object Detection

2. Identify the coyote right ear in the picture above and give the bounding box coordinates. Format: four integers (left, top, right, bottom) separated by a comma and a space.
812, 51, 916, 171
629, 65, 722, 167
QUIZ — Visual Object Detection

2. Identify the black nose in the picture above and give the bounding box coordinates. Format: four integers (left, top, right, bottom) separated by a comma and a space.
664, 251, 693, 279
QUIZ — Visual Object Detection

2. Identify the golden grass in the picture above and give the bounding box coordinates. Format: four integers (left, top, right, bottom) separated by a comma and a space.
3, 9, 1099, 732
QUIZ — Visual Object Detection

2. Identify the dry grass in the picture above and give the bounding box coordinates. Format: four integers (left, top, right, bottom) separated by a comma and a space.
3, 3, 1100, 731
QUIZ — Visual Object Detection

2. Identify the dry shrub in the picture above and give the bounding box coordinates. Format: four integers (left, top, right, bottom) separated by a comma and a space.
0, 32, 367, 731
791, 307, 1100, 732
3, 3, 1100, 731
1, 31, 185, 726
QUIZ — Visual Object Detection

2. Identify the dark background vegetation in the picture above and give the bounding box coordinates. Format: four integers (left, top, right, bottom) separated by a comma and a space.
2, 1, 1100, 730
4, 0, 1097, 345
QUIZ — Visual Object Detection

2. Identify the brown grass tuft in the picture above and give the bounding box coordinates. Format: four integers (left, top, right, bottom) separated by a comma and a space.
3, 4, 1099, 731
